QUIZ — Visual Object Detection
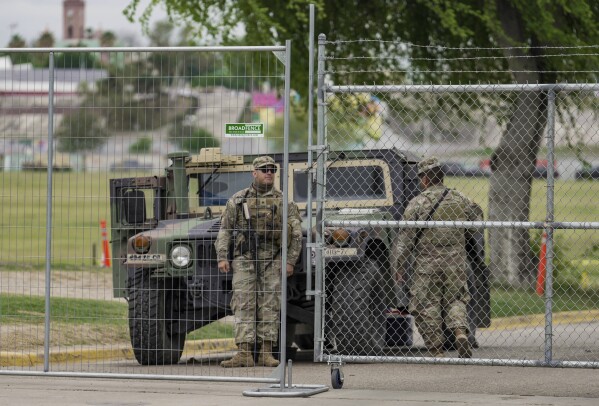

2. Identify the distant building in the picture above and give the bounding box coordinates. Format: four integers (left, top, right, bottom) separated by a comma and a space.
58, 0, 122, 51
0, 60, 107, 170
63, 0, 85, 41
0, 64, 108, 97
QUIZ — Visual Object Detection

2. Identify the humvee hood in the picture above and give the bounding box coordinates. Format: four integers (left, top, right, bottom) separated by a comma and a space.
135, 218, 220, 240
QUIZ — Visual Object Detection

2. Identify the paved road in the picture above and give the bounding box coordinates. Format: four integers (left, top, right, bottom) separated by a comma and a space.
1, 360, 598, 405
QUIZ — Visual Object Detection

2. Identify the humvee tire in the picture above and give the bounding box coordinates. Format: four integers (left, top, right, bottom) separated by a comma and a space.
330, 258, 387, 354
128, 270, 186, 365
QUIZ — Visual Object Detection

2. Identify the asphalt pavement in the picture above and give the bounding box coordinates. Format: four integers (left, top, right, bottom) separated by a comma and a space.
1, 361, 599, 406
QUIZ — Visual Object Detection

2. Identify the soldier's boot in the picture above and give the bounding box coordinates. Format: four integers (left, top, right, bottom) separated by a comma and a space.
455, 328, 472, 359
426, 338, 444, 358
220, 343, 255, 368
429, 346, 445, 358
256, 341, 280, 367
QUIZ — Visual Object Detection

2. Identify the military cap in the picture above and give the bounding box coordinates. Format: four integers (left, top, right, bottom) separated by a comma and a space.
418, 156, 441, 175
253, 155, 275, 168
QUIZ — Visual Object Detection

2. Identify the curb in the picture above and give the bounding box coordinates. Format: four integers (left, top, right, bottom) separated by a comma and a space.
481, 309, 599, 331
0, 338, 236, 367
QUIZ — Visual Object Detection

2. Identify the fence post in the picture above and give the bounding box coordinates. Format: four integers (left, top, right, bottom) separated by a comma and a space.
278, 39, 292, 390
43, 51, 55, 373
314, 33, 327, 363
305, 2, 316, 298
544, 88, 557, 364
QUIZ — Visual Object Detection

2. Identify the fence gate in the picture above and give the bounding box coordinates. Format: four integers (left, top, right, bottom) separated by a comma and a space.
314, 34, 599, 373
0, 43, 326, 396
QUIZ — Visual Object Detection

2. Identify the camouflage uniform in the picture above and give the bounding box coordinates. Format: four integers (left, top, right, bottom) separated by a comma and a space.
391, 157, 483, 355
215, 156, 303, 346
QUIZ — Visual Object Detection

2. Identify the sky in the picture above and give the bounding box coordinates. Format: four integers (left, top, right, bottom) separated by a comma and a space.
0, 0, 169, 46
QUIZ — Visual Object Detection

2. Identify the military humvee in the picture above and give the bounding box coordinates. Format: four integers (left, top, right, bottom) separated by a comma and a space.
110, 148, 490, 365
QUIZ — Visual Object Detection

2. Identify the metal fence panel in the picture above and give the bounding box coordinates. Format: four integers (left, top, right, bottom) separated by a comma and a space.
0, 45, 293, 383
315, 36, 599, 368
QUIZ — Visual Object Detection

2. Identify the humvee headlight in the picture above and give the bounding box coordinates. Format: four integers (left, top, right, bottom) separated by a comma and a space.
132, 235, 151, 254
170, 245, 192, 268
331, 228, 351, 247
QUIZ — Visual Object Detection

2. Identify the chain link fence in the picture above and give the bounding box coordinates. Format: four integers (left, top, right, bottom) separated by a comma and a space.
315, 36, 599, 367
0, 45, 300, 385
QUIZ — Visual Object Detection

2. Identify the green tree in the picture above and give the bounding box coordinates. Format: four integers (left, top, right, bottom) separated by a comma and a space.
5, 34, 31, 65
54, 44, 100, 69
168, 118, 219, 153
129, 137, 153, 153
32, 31, 55, 67
36, 31, 55, 48
125, 0, 599, 288
95, 59, 192, 131
100, 31, 117, 47
56, 109, 109, 153
8, 34, 26, 48
148, 19, 175, 46
99, 31, 118, 66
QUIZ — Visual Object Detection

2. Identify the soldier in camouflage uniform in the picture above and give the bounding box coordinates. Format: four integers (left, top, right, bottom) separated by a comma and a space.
391, 157, 483, 358
215, 156, 303, 368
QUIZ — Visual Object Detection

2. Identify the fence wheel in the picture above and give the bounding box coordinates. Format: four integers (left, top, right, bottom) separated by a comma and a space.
331, 367, 344, 389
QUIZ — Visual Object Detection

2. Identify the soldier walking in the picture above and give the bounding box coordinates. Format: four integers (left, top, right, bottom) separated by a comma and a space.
392, 157, 483, 358
215, 156, 303, 367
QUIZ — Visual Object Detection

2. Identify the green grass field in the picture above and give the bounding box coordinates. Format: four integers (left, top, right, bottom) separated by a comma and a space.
0, 171, 133, 268
0, 293, 127, 324
491, 287, 599, 318
1, 171, 596, 268
0, 293, 235, 345
445, 177, 599, 260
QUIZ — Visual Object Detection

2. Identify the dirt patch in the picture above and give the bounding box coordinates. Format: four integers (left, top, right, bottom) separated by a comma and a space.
0, 269, 115, 301
1, 269, 127, 352
1, 323, 129, 352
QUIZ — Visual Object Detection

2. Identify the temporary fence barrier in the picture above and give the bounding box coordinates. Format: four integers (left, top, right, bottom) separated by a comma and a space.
0, 42, 327, 396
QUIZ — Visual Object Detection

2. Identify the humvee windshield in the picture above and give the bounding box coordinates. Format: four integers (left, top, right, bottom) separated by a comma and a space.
186, 159, 393, 214
189, 172, 254, 208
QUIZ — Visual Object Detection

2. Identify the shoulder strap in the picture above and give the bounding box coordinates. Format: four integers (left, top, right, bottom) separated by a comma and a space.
242, 188, 252, 226
232, 188, 252, 233
412, 188, 450, 253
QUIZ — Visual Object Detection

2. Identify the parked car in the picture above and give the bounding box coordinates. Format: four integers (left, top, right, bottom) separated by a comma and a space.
21, 153, 72, 172
575, 166, 599, 180
533, 159, 560, 179
441, 161, 490, 177
479, 158, 558, 179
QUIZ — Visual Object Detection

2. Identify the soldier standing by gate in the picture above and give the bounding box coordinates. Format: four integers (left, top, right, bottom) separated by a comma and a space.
391, 157, 483, 358
215, 156, 303, 367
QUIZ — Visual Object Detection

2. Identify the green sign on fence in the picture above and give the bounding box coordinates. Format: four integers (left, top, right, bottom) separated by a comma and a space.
225, 123, 265, 138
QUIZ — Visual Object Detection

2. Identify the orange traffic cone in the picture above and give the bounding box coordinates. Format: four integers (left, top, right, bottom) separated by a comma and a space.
100, 219, 111, 267
536, 232, 547, 296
